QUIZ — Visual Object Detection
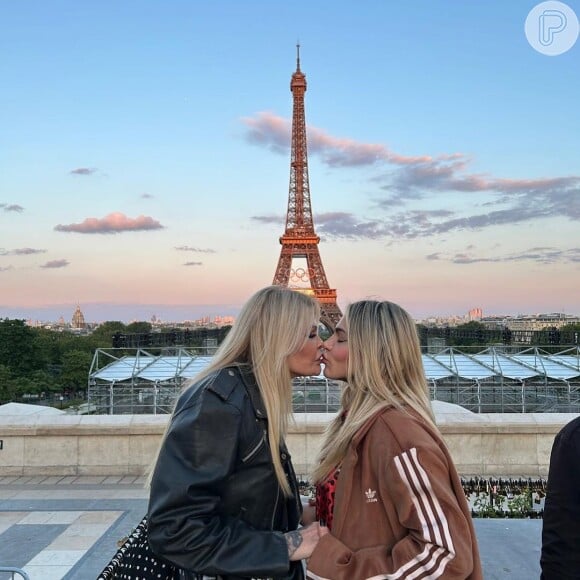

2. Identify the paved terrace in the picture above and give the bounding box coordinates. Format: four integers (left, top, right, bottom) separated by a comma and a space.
0, 476, 542, 580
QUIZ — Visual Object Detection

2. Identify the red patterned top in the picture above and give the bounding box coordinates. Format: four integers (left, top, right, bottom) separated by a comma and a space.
315, 466, 341, 530
315, 410, 347, 530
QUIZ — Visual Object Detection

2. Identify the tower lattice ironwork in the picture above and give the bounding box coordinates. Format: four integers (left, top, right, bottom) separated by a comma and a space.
272, 46, 342, 329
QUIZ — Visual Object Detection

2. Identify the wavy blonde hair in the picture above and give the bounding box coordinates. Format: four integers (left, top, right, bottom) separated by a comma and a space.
312, 300, 435, 483
149, 286, 320, 496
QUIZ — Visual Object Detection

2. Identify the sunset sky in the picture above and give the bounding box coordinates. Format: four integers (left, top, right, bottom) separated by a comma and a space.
1, 1, 579, 323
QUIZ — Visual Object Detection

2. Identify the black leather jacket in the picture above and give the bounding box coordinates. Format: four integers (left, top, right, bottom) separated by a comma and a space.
147, 365, 304, 580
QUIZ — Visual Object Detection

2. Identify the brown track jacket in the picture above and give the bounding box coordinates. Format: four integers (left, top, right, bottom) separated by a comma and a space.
307, 406, 483, 580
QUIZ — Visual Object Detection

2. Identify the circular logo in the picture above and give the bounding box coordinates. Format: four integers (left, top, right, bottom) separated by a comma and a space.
525, 1, 579, 55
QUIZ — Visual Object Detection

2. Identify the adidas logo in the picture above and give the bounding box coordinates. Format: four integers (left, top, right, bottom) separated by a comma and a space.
365, 488, 378, 503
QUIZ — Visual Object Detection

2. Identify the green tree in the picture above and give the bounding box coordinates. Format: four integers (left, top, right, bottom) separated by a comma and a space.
11, 376, 38, 401
126, 321, 152, 334
33, 328, 59, 357
87, 321, 127, 349
0, 318, 43, 375
448, 321, 487, 348
0, 320, 105, 403
60, 350, 94, 390
0, 364, 16, 403
560, 323, 580, 345
28, 369, 56, 394
416, 324, 428, 346
531, 326, 561, 348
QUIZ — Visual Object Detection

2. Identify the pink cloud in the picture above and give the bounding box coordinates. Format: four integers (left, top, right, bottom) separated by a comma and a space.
250, 214, 284, 225
241, 112, 580, 241
241, 112, 434, 167
241, 113, 579, 200
40, 259, 70, 269
426, 247, 580, 265
175, 246, 216, 253
241, 111, 291, 153
308, 126, 432, 167
0, 248, 46, 256
54, 212, 164, 234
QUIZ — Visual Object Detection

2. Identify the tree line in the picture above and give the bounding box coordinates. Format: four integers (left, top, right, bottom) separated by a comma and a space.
417, 321, 580, 349
1, 318, 579, 406
0, 319, 156, 405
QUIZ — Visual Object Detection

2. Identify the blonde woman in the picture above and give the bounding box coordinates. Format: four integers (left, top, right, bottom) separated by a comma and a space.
147, 286, 328, 580
307, 300, 483, 580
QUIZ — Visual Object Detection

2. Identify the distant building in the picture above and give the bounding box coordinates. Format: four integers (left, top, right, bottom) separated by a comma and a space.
468, 307, 483, 321
72, 305, 86, 329
148, 314, 236, 331
503, 313, 580, 332
480, 315, 508, 330
417, 314, 468, 328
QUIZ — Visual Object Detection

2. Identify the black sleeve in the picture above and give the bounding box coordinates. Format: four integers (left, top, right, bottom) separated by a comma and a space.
541, 422, 580, 579
147, 387, 290, 578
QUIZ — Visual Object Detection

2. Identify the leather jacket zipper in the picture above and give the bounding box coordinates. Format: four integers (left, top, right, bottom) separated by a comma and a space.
241, 431, 266, 463
270, 483, 280, 530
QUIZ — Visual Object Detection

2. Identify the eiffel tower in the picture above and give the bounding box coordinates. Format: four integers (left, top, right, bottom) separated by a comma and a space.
272, 46, 342, 330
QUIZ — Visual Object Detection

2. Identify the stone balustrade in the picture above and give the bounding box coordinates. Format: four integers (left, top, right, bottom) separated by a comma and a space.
1, 409, 578, 478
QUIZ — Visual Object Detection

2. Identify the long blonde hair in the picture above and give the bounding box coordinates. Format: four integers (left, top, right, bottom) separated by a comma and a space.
150, 286, 320, 496
312, 300, 435, 483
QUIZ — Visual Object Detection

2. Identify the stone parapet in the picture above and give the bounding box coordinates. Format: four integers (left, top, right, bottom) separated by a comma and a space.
1, 412, 578, 478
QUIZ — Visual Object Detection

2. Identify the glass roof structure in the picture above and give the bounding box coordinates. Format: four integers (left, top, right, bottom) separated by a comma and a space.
91, 353, 214, 383
91, 346, 580, 384
424, 348, 580, 382
88, 346, 580, 414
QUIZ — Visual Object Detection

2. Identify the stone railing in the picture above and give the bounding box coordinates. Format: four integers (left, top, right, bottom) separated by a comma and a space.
1, 411, 577, 478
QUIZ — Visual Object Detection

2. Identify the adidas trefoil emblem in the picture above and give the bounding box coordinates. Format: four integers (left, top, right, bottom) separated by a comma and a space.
365, 488, 378, 503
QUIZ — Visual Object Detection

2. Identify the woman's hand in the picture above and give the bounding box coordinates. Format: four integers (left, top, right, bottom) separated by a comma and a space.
285, 522, 329, 561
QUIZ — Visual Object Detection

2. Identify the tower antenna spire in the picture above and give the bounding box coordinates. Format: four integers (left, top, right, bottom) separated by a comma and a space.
296, 42, 301, 71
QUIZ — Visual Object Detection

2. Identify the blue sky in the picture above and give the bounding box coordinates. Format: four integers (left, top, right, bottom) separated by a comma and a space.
1, 0, 579, 322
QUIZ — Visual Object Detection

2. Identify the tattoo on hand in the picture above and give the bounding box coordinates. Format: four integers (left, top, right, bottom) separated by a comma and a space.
286, 530, 303, 557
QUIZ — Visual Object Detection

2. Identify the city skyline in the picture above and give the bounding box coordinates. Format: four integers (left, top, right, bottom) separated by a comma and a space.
1, 1, 579, 323
17, 303, 580, 328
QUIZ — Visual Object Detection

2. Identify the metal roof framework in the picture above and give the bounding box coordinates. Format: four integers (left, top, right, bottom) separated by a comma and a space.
87, 346, 580, 414
88, 348, 340, 415
88, 348, 212, 415
424, 346, 580, 412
